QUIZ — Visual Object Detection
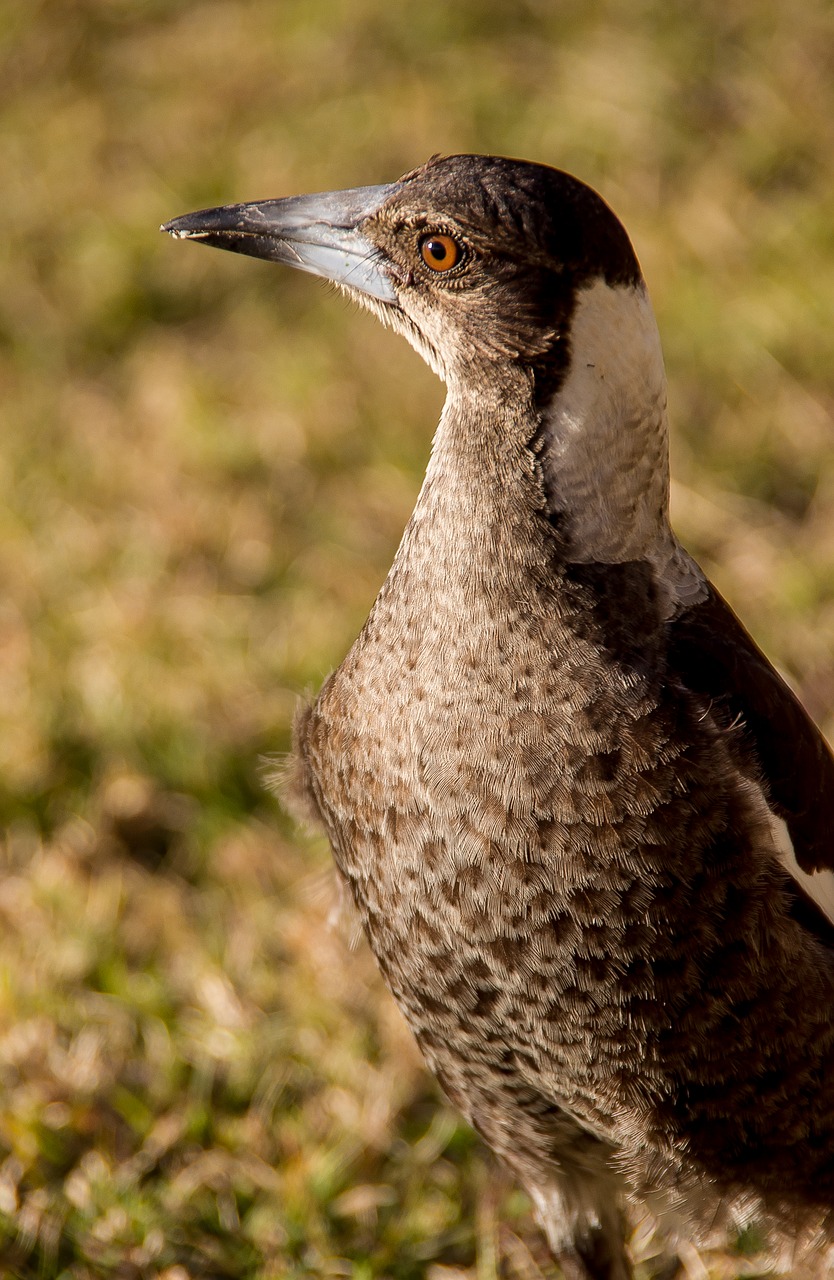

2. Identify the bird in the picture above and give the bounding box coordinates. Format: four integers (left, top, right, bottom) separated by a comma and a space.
164, 154, 834, 1280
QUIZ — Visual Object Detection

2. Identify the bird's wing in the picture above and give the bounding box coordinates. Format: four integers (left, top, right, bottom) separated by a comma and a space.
666, 583, 834, 919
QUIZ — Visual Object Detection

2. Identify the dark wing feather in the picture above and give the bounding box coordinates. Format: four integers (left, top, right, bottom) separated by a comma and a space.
667, 583, 834, 874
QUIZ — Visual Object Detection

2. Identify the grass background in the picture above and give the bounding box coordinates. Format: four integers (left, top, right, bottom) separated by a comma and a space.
1, 0, 833, 1275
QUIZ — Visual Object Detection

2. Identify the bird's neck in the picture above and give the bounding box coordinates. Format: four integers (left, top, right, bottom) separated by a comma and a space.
536, 278, 673, 566
381, 279, 707, 627
397, 281, 677, 579
392, 386, 552, 604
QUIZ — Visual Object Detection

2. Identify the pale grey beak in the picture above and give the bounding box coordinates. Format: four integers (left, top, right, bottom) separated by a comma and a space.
162, 183, 400, 303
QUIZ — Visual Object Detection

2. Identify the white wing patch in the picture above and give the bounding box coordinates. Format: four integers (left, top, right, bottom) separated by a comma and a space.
767, 805, 834, 927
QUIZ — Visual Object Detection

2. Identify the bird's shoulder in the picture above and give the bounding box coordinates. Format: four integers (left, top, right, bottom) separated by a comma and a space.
666, 580, 834, 874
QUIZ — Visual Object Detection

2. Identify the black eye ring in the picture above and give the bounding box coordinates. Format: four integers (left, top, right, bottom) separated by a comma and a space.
418, 232, 463, 273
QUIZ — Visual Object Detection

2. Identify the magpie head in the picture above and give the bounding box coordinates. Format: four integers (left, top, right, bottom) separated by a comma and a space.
163, 153, 643, 398
165, 155, 684, 578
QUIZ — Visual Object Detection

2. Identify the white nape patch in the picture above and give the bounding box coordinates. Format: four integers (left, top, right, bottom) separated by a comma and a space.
540, 278, 707, 615
767, 806, 834, 927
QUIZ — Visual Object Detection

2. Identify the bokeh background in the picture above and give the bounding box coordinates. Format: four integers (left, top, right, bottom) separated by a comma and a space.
2, 1, 833, 1276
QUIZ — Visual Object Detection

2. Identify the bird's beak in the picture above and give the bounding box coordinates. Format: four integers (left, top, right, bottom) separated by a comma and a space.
162, 183, 400, 304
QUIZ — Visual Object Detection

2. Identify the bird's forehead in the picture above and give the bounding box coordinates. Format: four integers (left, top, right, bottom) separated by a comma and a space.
376, 155, 539, 229
370, 154, 642, 286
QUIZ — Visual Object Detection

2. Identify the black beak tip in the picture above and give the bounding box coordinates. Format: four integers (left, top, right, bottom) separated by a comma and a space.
161, 213, 209, 239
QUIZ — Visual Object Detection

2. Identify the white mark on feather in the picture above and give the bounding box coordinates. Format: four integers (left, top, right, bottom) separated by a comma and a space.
540, 279, 706, 616
767, 805, 834, 927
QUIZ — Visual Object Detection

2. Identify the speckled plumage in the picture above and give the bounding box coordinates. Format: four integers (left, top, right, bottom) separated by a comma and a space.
165, 155, 834, 1280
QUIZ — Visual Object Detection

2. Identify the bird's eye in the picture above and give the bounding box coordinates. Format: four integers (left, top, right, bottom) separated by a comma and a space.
419, 233, 461, 273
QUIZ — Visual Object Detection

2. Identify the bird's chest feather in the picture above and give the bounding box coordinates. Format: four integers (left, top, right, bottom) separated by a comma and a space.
293, 431, 829, 1153
300, 546, 726, 1040
300, 586, 834, 1174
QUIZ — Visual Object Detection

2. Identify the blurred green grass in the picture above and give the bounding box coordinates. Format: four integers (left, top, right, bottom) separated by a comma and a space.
0, 0, 833, 1275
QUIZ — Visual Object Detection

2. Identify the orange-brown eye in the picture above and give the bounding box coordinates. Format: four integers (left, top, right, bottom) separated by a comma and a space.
419, 233, 461, 272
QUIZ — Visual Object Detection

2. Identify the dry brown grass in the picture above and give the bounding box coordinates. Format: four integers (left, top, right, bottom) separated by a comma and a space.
1, 0, 832, 1274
